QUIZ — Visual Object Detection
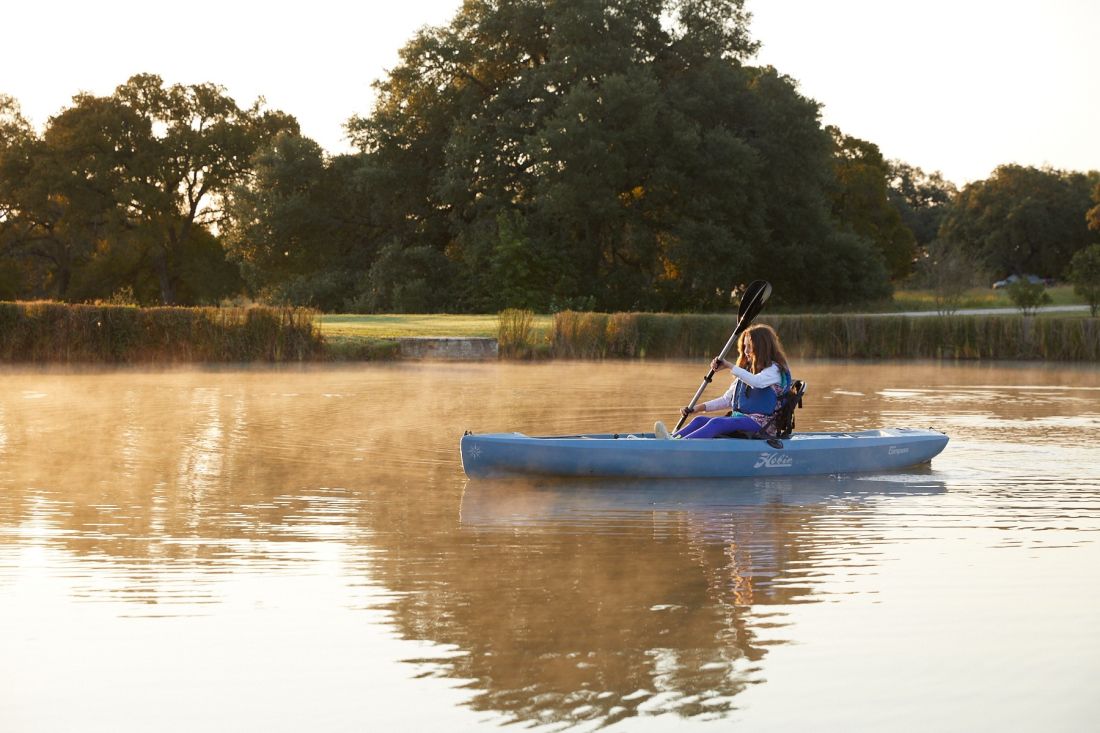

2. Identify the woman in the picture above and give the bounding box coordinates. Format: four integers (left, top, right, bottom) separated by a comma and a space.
655, 324, 792, 440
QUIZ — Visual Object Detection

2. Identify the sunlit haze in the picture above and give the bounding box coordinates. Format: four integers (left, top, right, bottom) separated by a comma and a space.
3, 0, 1097, 185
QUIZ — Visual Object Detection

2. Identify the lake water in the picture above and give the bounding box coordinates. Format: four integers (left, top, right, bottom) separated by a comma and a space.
2, 361, 1099, 732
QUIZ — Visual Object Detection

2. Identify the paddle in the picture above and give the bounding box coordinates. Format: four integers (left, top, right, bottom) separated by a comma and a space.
673, 279, 772, 432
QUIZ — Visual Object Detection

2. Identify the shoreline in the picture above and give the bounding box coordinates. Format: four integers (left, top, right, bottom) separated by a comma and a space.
1, 302, 1097, 364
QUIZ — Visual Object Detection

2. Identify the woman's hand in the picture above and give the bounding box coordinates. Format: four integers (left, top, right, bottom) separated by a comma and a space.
710, 357, 728, 372
680, 404, 696, 418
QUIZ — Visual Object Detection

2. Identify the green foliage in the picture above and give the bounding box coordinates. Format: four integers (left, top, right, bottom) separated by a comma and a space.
358, 241, 454, 313
224, 133, 330, 287
829, 128, 917, 279
0, 94, 130, 300
483, 211, 544, 311
262, 270, 362, 312
1006, 279, 1052, 316
488, 217, 532, 308
940, 165, 1095, 279
223, 134, 374, 310
0, 75, 296, 306
181, 233, 247, 305
887, 161, 957, 247
1069, 244, 1100, 316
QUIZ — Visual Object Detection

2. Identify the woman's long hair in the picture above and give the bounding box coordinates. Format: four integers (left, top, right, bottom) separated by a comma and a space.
737, 324, 789, 373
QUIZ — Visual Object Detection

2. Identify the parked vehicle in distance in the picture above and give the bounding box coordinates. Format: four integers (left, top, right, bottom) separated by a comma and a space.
993, 274, 1051, 289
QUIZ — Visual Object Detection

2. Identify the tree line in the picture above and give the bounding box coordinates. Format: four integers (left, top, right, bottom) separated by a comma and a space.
2, 0, 1098, 312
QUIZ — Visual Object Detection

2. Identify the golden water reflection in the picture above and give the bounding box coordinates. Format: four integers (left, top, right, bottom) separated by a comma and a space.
1, 362, 1098, 731
437, 475, 947, 725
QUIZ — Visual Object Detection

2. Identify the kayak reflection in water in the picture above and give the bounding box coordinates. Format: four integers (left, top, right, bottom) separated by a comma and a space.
655, 324, 793, 440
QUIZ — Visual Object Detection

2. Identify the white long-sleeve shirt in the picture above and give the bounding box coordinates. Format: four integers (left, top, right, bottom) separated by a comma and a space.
700, 363, 782, 413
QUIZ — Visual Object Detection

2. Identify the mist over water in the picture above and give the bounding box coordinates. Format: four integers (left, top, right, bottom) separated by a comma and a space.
2, 361, 1099, 732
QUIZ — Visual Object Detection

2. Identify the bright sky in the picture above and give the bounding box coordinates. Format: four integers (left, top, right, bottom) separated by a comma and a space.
2, 0, 1097, 186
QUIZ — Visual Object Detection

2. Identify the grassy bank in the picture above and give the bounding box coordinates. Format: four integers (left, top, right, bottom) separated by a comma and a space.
0, 302, 323, 364
5, 304, 1095, 364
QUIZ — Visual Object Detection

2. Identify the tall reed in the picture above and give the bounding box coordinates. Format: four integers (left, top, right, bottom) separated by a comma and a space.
764, 315, 1100, 361
497, 308, 536, 358
547, 311, 1100, 361
550, 311, 735, 359
0, 302, 324, 364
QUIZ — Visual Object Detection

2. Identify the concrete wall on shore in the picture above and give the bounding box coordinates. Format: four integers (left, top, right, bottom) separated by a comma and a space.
397, 337, 498, 361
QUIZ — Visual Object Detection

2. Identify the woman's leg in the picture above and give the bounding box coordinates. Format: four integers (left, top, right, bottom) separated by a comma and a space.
678, 415, 761, 439
673, 416, 713, 438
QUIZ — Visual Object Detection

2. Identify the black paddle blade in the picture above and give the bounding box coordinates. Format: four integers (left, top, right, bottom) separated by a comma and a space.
736, 280, 771, 332
737, 280, 771, 322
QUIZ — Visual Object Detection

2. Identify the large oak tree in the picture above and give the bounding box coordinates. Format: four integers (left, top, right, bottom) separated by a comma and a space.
0, 75, 296, 304
345, 0, 889, 311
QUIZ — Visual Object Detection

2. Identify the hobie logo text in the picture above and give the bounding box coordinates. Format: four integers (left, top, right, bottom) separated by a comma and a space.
754, 452, 793, 469
888, 446, 910, 455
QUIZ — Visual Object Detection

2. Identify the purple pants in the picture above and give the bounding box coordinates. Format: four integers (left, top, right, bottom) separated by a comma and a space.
675, 414, 762, 439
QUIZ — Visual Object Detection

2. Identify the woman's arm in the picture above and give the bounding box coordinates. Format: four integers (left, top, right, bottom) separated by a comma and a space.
683, 393, 733, 416
730, 363, 781, 389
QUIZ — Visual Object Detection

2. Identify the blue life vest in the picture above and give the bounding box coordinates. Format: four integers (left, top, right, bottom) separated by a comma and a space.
733, 365, 791, 416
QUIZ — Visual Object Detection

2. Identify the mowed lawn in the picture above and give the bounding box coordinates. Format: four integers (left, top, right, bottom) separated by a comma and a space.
319, 313, 553, 339
889, 284, 1082, 311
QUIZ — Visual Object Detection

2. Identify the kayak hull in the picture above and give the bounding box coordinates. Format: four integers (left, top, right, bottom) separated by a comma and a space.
460, 428, 949, 479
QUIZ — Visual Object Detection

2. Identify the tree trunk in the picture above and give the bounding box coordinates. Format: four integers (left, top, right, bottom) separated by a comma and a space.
152, 241, 175, 305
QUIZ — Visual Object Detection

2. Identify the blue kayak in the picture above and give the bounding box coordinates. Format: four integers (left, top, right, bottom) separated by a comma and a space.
460, 428, 949, 479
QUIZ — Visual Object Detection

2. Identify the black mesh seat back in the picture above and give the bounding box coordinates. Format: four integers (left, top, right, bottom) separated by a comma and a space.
773, 380, 807, 439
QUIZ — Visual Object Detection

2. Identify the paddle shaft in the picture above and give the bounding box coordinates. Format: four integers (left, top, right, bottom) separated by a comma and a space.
673, 324, 746, 431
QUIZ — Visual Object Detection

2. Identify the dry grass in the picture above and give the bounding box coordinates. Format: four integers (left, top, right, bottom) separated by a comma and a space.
547, 311, 1100, 361
0, 301, 323, 364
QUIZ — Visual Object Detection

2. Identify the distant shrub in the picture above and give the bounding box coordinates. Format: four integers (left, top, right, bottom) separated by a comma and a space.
1006, 280, 1052, 316
1069, 244, 1100, 316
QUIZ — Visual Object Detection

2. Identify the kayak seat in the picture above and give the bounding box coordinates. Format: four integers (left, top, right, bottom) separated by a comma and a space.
717, 379, 807, 440
773, 380, 806, 439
